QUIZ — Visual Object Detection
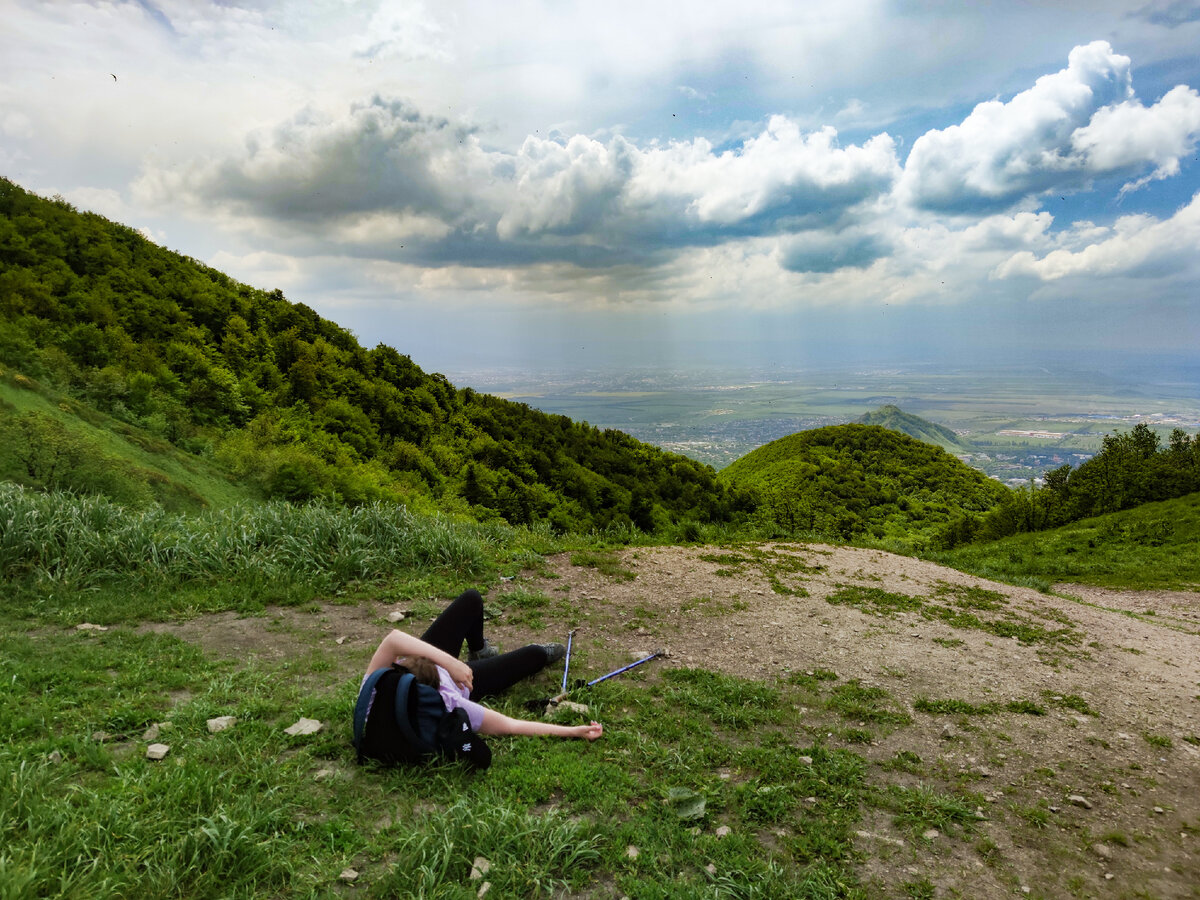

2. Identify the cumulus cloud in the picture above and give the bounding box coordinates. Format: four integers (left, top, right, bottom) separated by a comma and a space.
140, 101, 900, 269
778, 229, 890, 274
1072, 85, 1200, 193
128, 36, 1200, 310
994, 191, 1200, 280
899, 41, 1200, 212
137, 97, 480, 223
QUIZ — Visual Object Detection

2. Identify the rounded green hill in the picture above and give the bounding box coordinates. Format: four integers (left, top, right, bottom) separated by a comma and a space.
719, 424, 1008, 548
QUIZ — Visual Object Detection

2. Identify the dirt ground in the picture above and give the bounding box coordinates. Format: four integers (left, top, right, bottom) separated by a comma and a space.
141, 543, 1200, 899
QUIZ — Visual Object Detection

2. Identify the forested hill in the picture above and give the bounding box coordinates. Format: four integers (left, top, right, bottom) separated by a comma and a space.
719, 424, 1008, 549
0, 177, 750, 532
856, 405, 962, 451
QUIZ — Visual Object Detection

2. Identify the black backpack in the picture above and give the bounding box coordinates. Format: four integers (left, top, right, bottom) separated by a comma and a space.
353, 667, 491, 770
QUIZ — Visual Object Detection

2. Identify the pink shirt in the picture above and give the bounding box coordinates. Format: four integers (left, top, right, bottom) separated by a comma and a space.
435, 665, 487, 731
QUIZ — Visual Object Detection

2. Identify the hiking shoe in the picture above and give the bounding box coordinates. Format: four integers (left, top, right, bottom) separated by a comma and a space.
540, 643, 567, 665
468, 640, 500, 661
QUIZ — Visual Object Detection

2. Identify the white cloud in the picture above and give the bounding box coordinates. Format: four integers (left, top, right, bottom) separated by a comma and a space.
1072, 84, 1200, 193
994, 191, 1200, 280
140, 100, 901, 268
899, 41, 1159, 212
634, 118, 898, 226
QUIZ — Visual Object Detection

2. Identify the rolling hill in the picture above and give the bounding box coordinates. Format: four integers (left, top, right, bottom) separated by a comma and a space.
719, 424, 1008, 549
856, 404, 962, 451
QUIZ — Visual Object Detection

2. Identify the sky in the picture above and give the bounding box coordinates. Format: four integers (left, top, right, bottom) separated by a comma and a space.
3, 0, 1200, 382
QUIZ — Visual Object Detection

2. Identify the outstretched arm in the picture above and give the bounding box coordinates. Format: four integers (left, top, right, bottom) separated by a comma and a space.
478, 709, 603, 741
365, 630, 473, 693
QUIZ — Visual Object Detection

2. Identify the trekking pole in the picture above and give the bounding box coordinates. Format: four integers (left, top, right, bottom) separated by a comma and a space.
583, 649, 664, 687
560, 629, 576, 694
528, 648, 665, 710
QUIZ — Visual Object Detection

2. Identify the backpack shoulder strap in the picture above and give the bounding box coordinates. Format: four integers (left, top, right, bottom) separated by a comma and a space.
391, 672, 425, 749
352, 667, 392, 752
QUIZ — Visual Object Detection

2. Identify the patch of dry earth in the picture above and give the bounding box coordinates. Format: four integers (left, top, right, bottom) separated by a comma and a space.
141, 542, 1200, 899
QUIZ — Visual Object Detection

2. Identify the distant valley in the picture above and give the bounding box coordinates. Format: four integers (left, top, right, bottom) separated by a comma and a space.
459, 362, 1200, 484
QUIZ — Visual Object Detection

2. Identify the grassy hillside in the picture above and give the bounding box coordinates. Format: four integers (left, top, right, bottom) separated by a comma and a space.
0, 367, 255, 511
719, 424, 1008, 549
930, 491, 1200, 591
855, 404, 962, 451
0, 177, 748, 532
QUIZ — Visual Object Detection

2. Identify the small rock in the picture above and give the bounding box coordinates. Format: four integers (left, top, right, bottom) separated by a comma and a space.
923, 828, 940, 840
314, 768, 337, 781
146, 743, 170, 760
387, 610, 406, 622
798, 755, 814, 766
715, 825, 731, 838
470, 857, 491, 880
207, 716, 237, 734
1153, 806, 1165, 814
284, 718, 323, 736
1104, 873, 1114, 881
629, 650, 648, 660
335, 636, 347, 645
75, 622, 109, 632
338, 868, 359, 883
91, 731, 111, 743
1092, 843, 1113, 860
48, 750, 63, 765
1069, 794, 1093, 809
477, 883, 491, 899
557, 700, 590, 715
142, 722, 171, 741
625, 845, 639, 859
1021, 887, 1031, 895
705, 864, 716, 875
1049, 806, 1060, 813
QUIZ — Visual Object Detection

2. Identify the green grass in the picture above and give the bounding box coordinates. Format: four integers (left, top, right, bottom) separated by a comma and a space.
913, 697, 1047, 717
0, 484, 495, 605
0, 372, 253, 511
930, 493, 1200, 590
569, 550, 637, 581
825, 583, 1080, 648
0, 619, 880, 899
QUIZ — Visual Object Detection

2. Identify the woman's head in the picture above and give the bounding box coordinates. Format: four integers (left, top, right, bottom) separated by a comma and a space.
400, 655, 440, 688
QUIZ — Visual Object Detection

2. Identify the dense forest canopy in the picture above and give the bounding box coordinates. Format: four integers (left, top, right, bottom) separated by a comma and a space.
0, 177, 751, 533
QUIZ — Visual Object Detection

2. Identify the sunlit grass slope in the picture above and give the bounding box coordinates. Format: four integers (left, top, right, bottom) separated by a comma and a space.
930, 492, 1200, 590
0, 368, 252, 511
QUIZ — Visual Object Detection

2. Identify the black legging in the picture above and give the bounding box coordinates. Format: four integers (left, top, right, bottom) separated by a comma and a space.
421, 589, 552, 699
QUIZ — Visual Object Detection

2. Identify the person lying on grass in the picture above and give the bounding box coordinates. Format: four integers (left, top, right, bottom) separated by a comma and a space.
356, 588, 602, 769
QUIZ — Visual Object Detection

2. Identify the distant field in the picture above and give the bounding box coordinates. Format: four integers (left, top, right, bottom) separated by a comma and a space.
455, 364, 1200, 478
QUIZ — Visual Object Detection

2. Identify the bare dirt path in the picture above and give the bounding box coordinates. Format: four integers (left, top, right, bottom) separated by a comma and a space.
142, 543, 1200, 899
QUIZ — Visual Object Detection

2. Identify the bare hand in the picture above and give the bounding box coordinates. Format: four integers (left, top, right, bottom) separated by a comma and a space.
446, 658, 473, 693
576, 721, 603, 741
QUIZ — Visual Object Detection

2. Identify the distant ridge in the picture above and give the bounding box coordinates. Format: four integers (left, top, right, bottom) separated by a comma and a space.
856, 405, 961, 451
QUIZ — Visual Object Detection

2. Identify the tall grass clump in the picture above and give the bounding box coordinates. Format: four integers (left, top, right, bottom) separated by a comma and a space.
0, 483, 491, 588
